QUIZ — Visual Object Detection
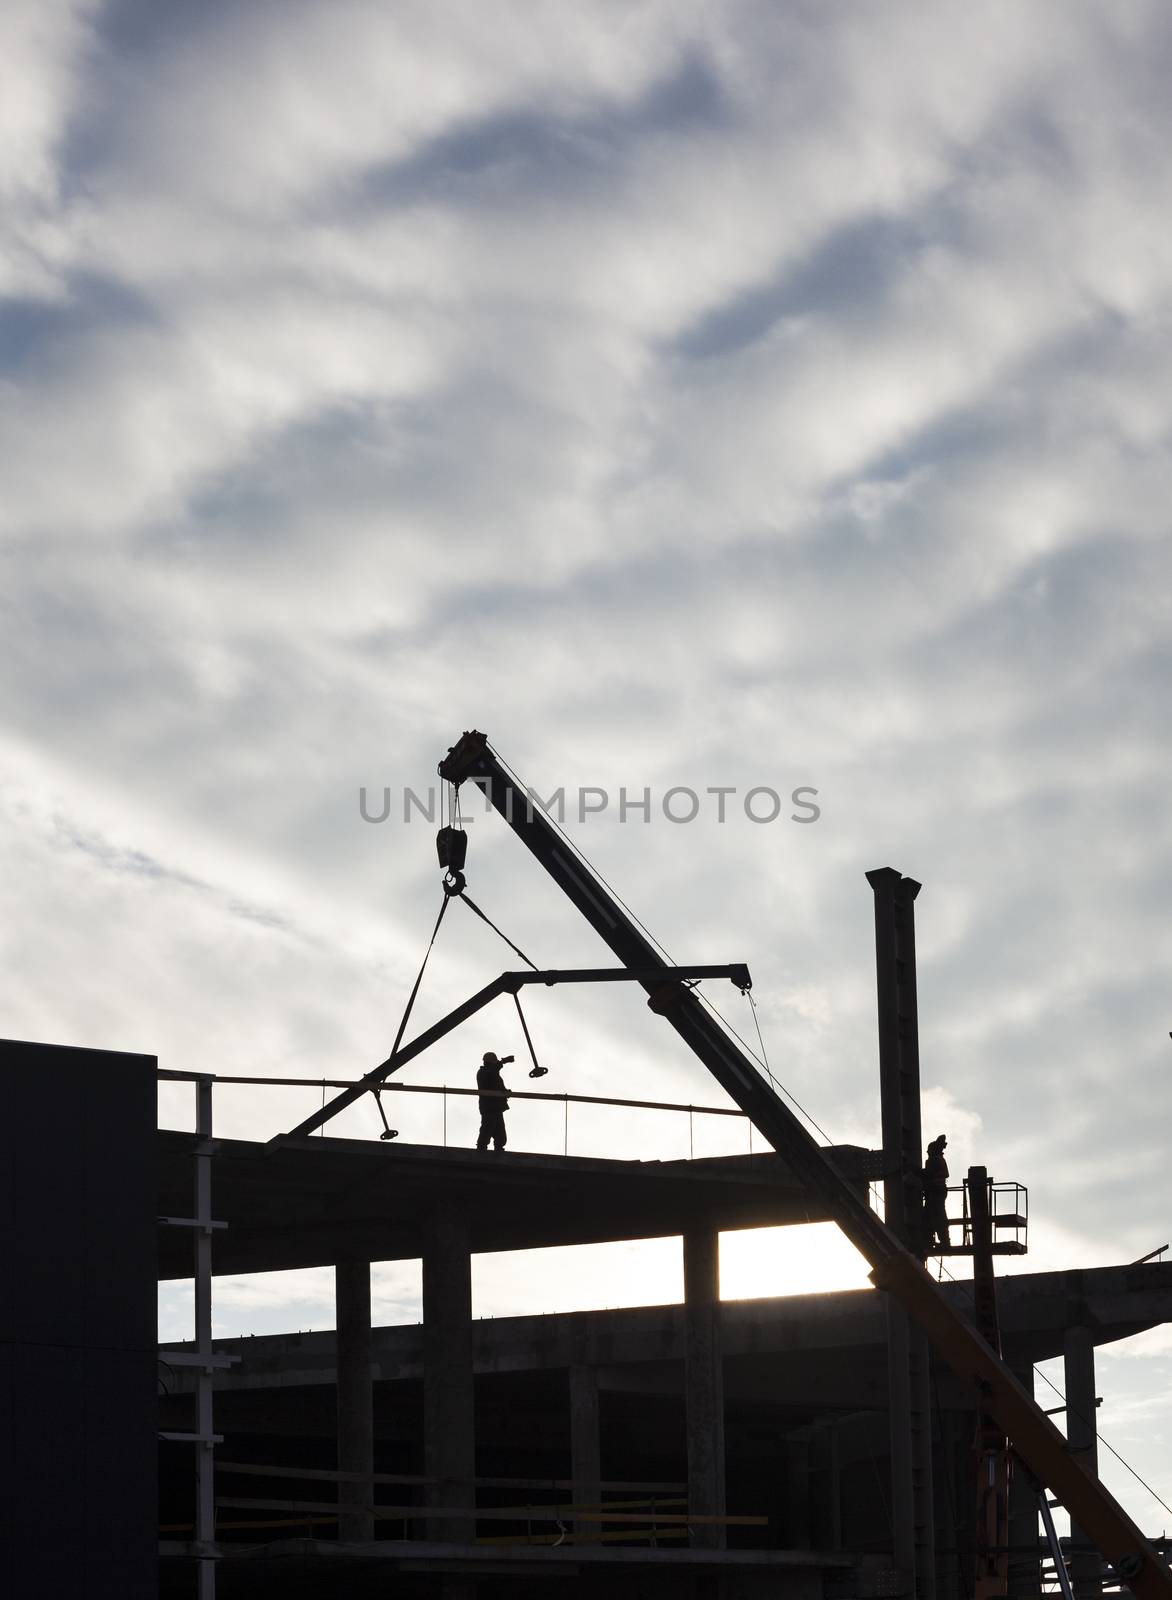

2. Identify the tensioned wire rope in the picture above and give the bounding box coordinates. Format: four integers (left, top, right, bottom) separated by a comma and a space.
488, 741, 1172, 1521
929, 1254, 1172, 1524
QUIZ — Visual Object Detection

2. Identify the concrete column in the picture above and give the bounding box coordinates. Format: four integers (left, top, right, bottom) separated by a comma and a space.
1064, 1327, 1101, 1600
786, 1429, 812, 1548
869, 868, 934, 1600
886, 1297, 918, 1588
1008, 1365, 1041, 1599
683, 1229, 725, 1550
866, 868, 925, 1248
885, 1305, 936, 1599
910, 1324, 936, 1600
935, 1410, 960, 1600
569, 1363, 602, 1544
423, 1206, 476, 1545
335, 1261, 374, 1542
811, 1421, 842, 1550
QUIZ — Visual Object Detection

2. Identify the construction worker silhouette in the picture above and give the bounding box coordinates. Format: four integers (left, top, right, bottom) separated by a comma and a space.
476, 1051, 512, 1152
922, 1134, 950, 1251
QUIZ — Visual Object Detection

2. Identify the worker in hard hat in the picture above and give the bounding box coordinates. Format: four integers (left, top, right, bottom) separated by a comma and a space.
922, 1134, 950, 1251
475, 1051, 514, 1152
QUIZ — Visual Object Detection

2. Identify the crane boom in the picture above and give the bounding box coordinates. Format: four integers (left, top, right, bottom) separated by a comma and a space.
439, 730, 1170, 1600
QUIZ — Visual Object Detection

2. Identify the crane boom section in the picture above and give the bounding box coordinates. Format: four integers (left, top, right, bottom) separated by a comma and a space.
438, 730, 1170, 1599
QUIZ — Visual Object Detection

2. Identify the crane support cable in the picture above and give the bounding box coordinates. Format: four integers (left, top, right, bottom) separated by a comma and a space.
1031, 1364, 1172, 1521
457, 889, 539, 970
370, 878, 537, 1131
385, 893, 451, 1067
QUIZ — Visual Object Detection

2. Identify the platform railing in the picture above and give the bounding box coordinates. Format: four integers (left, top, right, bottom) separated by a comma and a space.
163, 1457, 767, 1548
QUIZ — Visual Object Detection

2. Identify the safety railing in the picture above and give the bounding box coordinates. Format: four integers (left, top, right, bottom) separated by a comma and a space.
931, 1175, 1029, 1257
159, 1068, 768, 1161
161, 1458, 766, 1549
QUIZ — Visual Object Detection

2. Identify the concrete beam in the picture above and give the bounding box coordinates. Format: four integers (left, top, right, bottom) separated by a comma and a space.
158, 1133, 880, 1280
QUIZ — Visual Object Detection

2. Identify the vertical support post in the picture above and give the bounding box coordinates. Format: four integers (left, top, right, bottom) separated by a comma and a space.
569, 1364, 601, 1544
936, 1409, 961, 1600
194, 1077, 216, 1600
336, 1261, 374, 1542
887, 1300, 918, 1584
812, 1420, 842, 1550
910, 1323, 937, 1598
422, 1204, 475, 1545
867, 869, 925, 1246
1008, 1365, 1041, 1599
868, 868, 935, 1600
1064, 1326, 1101, 1600
786, 1429, 812, 1548
970, 1166, 1009, 1600
683, 1229, 725, 1549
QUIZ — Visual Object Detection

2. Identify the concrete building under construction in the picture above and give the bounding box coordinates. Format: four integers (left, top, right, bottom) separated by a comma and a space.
3, 733, 1170, 1600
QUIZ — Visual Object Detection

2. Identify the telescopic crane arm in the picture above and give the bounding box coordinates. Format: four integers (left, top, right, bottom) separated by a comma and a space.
439, 729, 1170, 1600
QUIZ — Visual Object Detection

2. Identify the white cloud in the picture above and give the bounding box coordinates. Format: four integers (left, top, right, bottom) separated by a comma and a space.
5, 0, 1172, 1534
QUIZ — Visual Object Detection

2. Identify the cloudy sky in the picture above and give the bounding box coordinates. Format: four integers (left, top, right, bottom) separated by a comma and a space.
3, 0, 1170, 1531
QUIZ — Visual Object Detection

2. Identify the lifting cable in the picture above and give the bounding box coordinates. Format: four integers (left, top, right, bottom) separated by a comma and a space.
745, 989, 780, 1093
377, 856, 546, 1135
386, 894, 451, 1068
742, 988, 837, 1147
384, 882, 536, 1073
453, 885, 547, 1075
369, 892, 452, 1140
456, 889, 539, 971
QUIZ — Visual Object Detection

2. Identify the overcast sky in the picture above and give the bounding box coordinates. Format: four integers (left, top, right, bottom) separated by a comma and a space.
3, 0, 1170, 1530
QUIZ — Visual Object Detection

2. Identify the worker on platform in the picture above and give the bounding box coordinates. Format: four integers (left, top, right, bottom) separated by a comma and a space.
922, 1134, 950, 1251
476, 1051, 513, 1152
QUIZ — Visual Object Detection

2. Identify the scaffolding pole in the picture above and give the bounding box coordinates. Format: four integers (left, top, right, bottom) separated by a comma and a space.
194, 1077, 216, 1600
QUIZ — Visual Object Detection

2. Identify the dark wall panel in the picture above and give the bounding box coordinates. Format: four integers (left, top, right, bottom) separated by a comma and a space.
0, 1039, 157, 1599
